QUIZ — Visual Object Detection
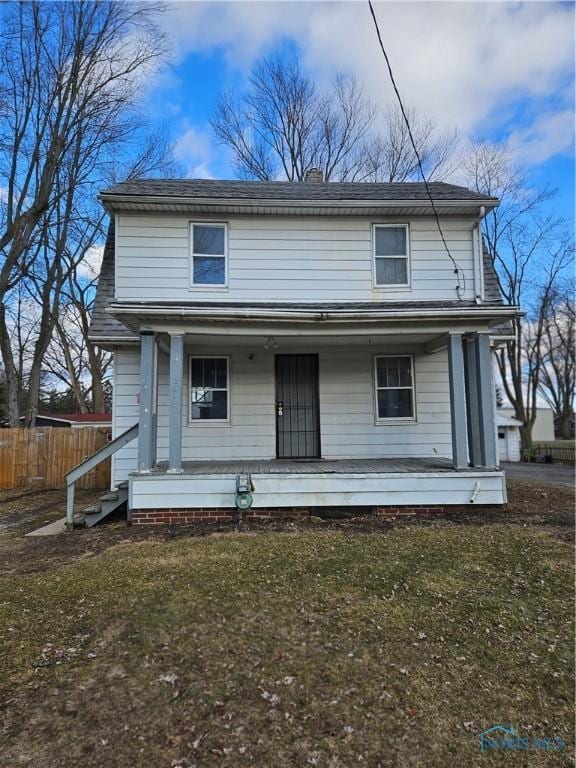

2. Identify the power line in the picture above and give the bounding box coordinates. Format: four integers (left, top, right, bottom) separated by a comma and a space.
367, 0, 466, 299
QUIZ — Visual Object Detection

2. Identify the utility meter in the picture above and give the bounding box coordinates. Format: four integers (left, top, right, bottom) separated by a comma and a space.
235, 474, 254, 511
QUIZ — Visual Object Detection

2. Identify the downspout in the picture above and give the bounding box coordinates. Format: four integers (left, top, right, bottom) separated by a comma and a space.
478, 206, 486, 301
472, 206, 486, 304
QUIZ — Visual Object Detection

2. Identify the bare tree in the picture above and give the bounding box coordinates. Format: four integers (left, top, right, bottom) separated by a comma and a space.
212, 53, 456, 183
0, 1, 168, 424
357, 106, 458, 182
464, 140, 572, 449
494, 228, 572, 449
213, 55, 376, 181
538, 290, 575, 439
462, 141, 553, 276
45, 273, 113, 415
0, 283, 39, 419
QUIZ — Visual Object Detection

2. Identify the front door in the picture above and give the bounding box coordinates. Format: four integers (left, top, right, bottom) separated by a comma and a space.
275, 354, 320, 459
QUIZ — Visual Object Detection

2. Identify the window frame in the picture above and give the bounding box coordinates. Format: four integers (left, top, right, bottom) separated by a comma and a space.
372, 223, 411, 288
189, 221, 229, 289
188, 355, 231, 425
373, 354, 416, 423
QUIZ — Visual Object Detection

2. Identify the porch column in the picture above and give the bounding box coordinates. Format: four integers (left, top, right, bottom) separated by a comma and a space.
168, 333, 184, 473
475, 333, 498, 468
447, 333, 469, 469
464, 334, 483, 467
137, 331, 157, 472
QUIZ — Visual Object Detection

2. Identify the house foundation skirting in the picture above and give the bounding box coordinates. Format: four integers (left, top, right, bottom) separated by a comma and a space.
131, 503, 504, 525
373, 504, 503, 517
131, 507, 311, 525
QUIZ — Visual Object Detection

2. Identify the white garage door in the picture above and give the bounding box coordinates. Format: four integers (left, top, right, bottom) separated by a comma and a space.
498, 430, 509, 461
498, 427, 521, 462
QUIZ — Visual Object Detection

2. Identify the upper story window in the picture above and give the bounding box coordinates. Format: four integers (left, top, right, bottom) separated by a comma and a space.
190, 222, 227, 286
373, 224, 410, 287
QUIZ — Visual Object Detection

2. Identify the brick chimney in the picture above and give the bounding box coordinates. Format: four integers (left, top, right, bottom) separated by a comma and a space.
304, 167, 324, 182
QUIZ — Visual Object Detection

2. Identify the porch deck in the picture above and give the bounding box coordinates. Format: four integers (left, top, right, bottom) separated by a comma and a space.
150, 457, 497, 476
129, 457, 506, 512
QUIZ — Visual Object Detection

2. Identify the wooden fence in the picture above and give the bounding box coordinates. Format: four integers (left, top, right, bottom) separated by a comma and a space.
524, 441, 575, 466
0, 427, 111, 490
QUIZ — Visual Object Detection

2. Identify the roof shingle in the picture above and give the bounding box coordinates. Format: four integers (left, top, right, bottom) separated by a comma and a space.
101, 179, 497, 203
89, 221, 138, 342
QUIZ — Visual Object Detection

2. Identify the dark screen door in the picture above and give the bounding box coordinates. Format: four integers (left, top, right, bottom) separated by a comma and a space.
275, 354, 320, 459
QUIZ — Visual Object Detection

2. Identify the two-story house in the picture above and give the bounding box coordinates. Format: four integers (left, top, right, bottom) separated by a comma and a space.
84, 177, 519, 527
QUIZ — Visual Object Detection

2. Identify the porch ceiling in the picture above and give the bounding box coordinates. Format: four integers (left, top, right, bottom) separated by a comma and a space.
158, 332, 446, 347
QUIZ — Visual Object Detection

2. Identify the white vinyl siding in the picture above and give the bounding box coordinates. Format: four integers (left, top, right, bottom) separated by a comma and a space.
318, 346, 451, 459
115, 215, 477, 302
111, 346, 140, 485
111, 343, 453, 488
159, 348, 275, 462
131, 471, 506, 510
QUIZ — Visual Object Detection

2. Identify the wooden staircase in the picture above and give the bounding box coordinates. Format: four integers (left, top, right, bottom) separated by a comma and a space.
73, 482, 128, 528
65, 423, 138, 530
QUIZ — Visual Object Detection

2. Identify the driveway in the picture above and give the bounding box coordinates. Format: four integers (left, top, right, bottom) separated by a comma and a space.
502, 462, 575, 488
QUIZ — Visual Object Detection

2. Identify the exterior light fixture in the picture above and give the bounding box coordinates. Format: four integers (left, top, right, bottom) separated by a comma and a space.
264, 336, 279, 350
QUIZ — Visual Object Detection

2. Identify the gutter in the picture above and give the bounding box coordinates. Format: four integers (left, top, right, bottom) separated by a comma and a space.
106, 304, 521, 323
88, 335, 140, 346
99, 193, 500, 212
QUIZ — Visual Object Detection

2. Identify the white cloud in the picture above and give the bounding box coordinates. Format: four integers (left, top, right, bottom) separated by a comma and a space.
77, 245, 104, 280
506, 109, 575, 167
173, 125, 217, 178
160, 0, 574, 166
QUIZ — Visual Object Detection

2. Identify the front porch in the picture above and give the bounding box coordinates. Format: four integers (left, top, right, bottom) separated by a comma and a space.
116, 316, 506, 519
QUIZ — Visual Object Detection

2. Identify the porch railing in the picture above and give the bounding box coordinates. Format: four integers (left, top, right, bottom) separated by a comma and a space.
65, 423, 139, 529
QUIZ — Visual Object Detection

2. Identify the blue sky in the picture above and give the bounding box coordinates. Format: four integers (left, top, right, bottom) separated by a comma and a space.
142, 1, 574, 224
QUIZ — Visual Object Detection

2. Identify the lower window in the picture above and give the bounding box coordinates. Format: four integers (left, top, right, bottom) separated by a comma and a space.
374, 355, 415, 420
189, 356, 229, 421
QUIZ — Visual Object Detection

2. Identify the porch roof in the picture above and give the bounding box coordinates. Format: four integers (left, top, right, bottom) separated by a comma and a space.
103, 302, 518, 343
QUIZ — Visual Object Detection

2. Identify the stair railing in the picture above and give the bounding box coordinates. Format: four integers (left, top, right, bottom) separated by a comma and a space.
65, 423, 139, 529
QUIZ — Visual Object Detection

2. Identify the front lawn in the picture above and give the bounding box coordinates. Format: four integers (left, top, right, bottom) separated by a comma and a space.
0, 483, 573, 766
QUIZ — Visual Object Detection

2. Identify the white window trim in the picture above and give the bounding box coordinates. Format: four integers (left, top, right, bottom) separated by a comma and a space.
373, 354, 417, 424
189, 221, 229, 290
372, 223, 411, 288
188, 355, 231, 425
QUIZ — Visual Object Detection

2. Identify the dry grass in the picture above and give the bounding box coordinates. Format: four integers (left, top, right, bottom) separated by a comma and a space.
0, 480, 573, 767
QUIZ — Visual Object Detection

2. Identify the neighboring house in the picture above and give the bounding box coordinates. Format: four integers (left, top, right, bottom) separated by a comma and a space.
15, 413, 112, 429
88, 176, 520, 525
496, 413, 522, 463
499, 407, 555, 443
